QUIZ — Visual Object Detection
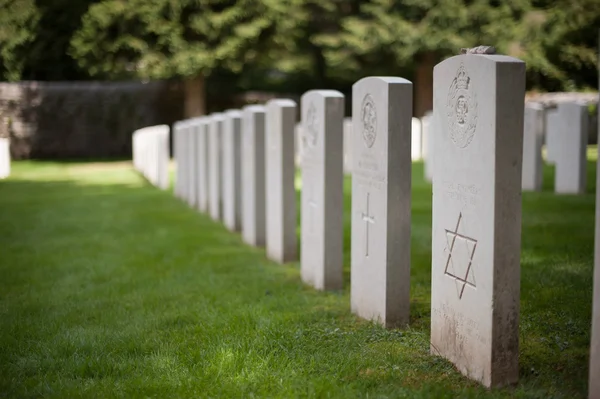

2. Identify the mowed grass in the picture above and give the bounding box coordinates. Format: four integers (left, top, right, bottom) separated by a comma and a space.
0, 156, 596, 398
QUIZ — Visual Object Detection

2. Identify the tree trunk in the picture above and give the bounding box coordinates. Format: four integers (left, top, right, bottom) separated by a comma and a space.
184, 75, 206, 118
414, 52, 436, 118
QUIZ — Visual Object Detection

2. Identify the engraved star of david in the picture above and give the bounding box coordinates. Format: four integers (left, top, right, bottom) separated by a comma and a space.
444, 212, 477, 299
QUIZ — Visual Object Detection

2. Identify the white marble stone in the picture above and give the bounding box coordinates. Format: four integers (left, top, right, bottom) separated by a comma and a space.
300, 90, 344, 291
431, 54, 525, 388
343, 117, 353, 174
265, 99, 298, 263
554, 102, 589, 194
351, 77, 412, 328
545, 108, 559, 164
132, 125, 169, 190
295, 122, 304, 167
173, 121, 184, 199
522, 103, 544, 191
186, 122, 197, 206
422, 112, 433, 182
222, 110, 243, 231
208, 113, 225, 221
241, 105, 267, 247
412, 117, 423, 161
193, 117, 210, 212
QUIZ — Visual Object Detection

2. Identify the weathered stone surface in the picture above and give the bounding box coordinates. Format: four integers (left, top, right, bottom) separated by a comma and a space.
351, 77, 412, 328
194, 118, 210, 212
208, 113, 225, 221
522, 104, 544, 191
545, 109, 559, 164
431, 54, 525, 388
222, 110, 243, 231
343, 117, 353, 174
241, 105, 267, 247
265, 99, 298, 263
300, 90, 344, 290
554, 102, 589, 194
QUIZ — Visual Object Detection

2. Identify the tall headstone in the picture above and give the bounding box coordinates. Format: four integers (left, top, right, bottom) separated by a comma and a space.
300, 90, 344, 290
422, 112, 433, 182
431, 54, 525, 387
411, 117, 423, 161
522, 103, 544, 191
295, 123, 304, 167
265, 99, 298, 263
545, 108, 559, 164
241, 105, 267, 247
554, 102, 589, 194
174, 121, 186, 199
589, 45, 600, 398
351, 77, 412, 327
343, 117, 353, 174
0, 138, 10, 179
222, 110, 243, 231
186, 122, 197, 207
195, 117, 210, 212
208, 113, 224, 221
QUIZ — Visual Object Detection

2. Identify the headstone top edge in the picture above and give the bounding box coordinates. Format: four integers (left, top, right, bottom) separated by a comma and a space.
135, 124, 169, 134
301, 90, 344, 99
353, 76, 412, 87
435, 54, 525, 69
266, 98, 297, 108
225, 109, 243, 117
243, 104, 266, 112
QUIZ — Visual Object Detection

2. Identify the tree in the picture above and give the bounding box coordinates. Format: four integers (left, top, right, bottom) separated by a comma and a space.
70, 0, 276, 116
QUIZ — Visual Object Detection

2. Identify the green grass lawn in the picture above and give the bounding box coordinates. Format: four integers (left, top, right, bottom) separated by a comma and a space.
0, 157, 596, 398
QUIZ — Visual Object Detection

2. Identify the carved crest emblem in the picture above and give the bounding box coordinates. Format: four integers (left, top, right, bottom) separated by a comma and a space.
446, 63, 478, 148
361, 94, 377, 148
305, 102, 318, 147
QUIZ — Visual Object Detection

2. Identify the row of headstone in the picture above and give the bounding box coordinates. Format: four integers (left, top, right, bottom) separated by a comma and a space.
132, 125, 170, 190
0, 138, 10, 179
167, 52, 598, 395
423, 100, 592, 195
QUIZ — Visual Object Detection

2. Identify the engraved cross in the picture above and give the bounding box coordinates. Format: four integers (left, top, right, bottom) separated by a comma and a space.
361, 192, 375, 257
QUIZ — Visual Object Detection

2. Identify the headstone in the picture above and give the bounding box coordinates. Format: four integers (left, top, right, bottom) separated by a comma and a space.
300, 90, 344, 290
241, 105, 267, 247
222, 110, 243, 231
174, 121, 185, 199
343, 117, 353, 174
265, 99, 298, 263
351, 77, 412, 327
554, 102, 589, 194
412, 117, 423, 161
0, 138, 11, 179
195, 117, 210, 212
208, 113, 225, 221
431, 54, 525, 387
422, 112, 433, 182
522, 104, 544, 191
589, 56, 600, 398
295, 122, 304, 167
545, 108, 559, 164
132, 125, 169, 190
186, 122, 197, 207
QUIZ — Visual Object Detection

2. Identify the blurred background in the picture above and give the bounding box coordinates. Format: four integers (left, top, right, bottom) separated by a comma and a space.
0, 0, 598, 159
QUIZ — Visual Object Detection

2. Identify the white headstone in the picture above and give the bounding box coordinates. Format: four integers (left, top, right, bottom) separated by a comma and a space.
222, 110, 243, 231
522, 104, 544, 191
241, 105, 267, 247
351, 77, 412, 327
208, 113, 225, 221
265, 99, 298, 263
431, 54, 525, 387
300, 90, 345, 290
545, 108, 559, 164
0, 138, 11, 179
194, 117, 210, 212
132, 125, 169, 190
174, 121, 185, 199
343, 117, 353, 174
411, 117, 423, 161
186, 122, 197, 206
295, 122, 304, 167
554, 102, 589, 194
422, 112, 433, 182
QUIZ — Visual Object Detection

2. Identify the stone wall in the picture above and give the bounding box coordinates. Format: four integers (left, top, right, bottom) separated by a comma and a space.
0, 81, 184, 159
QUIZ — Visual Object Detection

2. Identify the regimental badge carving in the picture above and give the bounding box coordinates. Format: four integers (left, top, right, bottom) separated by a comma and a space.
305, 102, 318, 148
447, 63, 478, 148
361, 94, 377, 148
444, 212, 477, 299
